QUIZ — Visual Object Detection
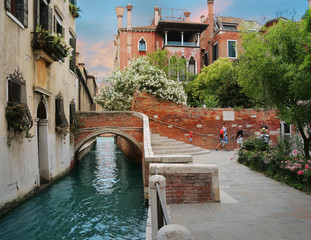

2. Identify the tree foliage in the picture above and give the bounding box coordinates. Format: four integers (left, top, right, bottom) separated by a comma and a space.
236, 16, 311, 159
147, 49, 194, 81
186, 58, 252, 108
95, 56, 187, 111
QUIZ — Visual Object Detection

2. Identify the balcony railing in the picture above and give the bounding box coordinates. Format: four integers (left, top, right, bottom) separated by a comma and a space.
32, 32, 68, 61
166, 41, 198, 47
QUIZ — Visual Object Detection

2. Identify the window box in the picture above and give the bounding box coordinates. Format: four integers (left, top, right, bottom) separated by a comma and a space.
32, 27, 72, 62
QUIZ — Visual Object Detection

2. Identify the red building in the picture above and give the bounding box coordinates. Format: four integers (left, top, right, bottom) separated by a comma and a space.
114, 0, 261, 78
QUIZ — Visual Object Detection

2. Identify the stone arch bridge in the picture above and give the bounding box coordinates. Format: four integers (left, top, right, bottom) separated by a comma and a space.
74, 111, 220, 203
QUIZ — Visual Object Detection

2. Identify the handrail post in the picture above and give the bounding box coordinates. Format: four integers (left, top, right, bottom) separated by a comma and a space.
149, 175, 166, 240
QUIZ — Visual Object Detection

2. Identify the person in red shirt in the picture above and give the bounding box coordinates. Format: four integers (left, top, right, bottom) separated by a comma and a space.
187, 131, 193, 144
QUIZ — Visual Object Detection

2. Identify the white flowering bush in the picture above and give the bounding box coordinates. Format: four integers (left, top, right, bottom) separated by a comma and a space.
95, 56, 187, 110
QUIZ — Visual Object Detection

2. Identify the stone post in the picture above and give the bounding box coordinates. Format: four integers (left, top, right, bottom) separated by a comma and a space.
149, 175, 167, 240
156, 224, 193, 240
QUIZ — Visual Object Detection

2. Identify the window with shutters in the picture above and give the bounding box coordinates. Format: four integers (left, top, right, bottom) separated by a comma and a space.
188, 56, 196, 74
213, 42, 218, 61
228, 40, 237, 58
7, 69, 27, 105
69, 32, 76, 71
5, 69, 33, 145
5, 0, 28, 28
55, 92, 69, 139
54, 11, 64, 36
138, 38, 146, 51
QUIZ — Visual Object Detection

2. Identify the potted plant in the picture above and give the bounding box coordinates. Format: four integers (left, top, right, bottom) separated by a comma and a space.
5, 104, 33, 146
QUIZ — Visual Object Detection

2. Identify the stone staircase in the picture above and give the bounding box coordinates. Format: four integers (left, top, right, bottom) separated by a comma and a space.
151, 134, 210, 156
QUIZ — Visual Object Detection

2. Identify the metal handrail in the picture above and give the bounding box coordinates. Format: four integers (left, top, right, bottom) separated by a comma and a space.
156, 182, 171, 230
149, 116, 208, 137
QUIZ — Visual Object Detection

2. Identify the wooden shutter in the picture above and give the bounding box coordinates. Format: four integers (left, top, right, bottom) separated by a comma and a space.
62, 26, 65, 38
41, 3, 49, 29
69, 102, 76, 125
16, 0, 29, 28
5, 0, 11, 11
47, 6, 53, 32
35, 0, 40, 27
23, 0, 28, 28
69, 38, 76, 71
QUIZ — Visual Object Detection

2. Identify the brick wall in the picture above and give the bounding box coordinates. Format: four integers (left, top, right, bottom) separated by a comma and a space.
132, 92, 280, 150
165, 173, 213, 204
149, 163, 219, 204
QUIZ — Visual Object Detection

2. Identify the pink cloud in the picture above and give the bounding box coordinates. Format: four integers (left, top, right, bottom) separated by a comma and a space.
191, 0, 233, 22
77, 39, 115, 80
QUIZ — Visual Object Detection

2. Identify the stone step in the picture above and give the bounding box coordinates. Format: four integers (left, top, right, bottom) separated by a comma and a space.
151, 133, 210, 156
151, 139, 185, 145
151, 144, 198, 150
153, 148, 210, 155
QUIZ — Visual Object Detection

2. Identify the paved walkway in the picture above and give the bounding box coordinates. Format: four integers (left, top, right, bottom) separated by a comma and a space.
169, 150, 311, 240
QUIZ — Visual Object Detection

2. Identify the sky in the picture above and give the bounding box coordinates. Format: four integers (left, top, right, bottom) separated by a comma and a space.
75, 0, 309, 83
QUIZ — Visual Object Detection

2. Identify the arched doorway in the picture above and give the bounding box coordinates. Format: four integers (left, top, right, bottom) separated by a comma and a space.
37, 100, 51, 182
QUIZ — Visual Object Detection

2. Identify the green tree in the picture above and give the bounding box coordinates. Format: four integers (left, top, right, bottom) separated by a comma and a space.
187, 58, 251, 108
147, 49, 189, 81
95, 56, 187, 111
236, 17, 311, 159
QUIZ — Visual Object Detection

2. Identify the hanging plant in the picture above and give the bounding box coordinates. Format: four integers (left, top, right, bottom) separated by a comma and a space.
6, 104, 34, 146
69, 3, 81, 18
55, 92, 69, 141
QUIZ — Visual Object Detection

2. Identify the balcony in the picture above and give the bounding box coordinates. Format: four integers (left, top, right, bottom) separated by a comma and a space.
166, 41, 198, 47
32, 31, 71, 62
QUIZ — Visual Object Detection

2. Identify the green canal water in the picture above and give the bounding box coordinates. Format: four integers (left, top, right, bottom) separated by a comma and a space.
0, 137, 148, 240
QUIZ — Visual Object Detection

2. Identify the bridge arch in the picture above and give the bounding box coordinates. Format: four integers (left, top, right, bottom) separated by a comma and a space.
74, 129, 143, 157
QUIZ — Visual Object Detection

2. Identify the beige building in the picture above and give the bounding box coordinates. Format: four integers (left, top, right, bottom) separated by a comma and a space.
0, 0, 78, 212
76, 62, 98, 112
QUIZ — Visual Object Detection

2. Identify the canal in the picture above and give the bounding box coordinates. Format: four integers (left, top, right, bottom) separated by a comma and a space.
0, 137, 148, 240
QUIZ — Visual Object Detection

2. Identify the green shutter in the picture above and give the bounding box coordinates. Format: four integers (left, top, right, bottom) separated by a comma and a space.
35, 0, 40, 27
41, 3, 48, 30
62, 26, 65, 38
47, 6, 53, 32
24, 0, 28, 28
5, 0, 11, 11
16, 0, 28, 27
69, 38, 76, 71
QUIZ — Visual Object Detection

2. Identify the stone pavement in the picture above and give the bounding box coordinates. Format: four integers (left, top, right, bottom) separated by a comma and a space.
168, 150, 311, 240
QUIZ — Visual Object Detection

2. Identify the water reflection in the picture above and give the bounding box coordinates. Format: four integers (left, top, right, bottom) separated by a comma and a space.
0, 137, 147, 240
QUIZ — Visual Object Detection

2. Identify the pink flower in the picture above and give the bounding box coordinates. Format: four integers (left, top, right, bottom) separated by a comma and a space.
297, 170, 304, 175
305, 164, 310, 170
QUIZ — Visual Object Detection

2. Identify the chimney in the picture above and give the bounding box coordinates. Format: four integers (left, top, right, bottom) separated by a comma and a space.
126, 4, 133, 29
115, 6, 125, 29
154, 6, 160, 25
200, 15, 205, 23
184, 11, 191, 22
207, 0, 214, 35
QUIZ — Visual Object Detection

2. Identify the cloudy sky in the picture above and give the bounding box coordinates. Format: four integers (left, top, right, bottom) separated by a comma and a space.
75, 0, 309, 82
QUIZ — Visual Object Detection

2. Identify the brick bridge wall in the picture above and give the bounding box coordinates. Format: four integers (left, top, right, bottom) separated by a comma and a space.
75, 111, 144, 153
132, 92, 280, 150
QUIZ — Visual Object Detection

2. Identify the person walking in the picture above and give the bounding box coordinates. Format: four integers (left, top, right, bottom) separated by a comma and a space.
187, 131, 193, 144
216, 123, 229, 151
236, 125, 243, 149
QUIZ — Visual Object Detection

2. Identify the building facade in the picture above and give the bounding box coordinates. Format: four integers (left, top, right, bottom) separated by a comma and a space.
76, 60, 98, 112
0, 0, 77, 212
114, 0, 262, 77
201, 0, 261, 67
114, 4, 208, 79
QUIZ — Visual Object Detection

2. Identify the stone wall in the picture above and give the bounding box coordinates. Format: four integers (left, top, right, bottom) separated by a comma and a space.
132, 92, 280, 150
